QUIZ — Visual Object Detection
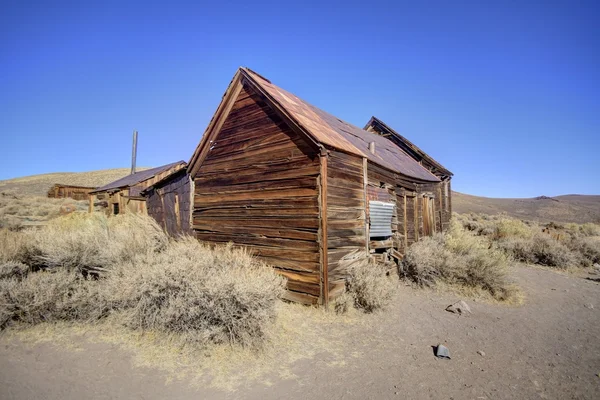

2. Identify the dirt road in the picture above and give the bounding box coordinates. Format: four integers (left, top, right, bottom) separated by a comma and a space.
1, 265, 598, 399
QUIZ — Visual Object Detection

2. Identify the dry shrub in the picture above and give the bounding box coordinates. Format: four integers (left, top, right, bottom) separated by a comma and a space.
0, 214, 285, 349
22, 213, 167, 273
402, 221, 514, 301
0, 229, 28, 263
498, 234, 577, 269
577, 223, 600, 237
346, 260, 395, 313
106, 238, 286, 347
0, 261, 29, 281
567, 236, 600, 267
0, 269, 106, 329
456, 213, 600, 269
493, 218, 533, 239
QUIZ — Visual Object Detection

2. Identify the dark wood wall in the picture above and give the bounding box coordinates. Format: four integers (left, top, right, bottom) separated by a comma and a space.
146, 172, 193, 237
192, 85, 322, 304
325, 150, 368, 301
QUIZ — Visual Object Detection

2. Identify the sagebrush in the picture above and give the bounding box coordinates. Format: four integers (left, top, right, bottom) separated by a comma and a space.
456, 213, 600, 269
402, 220, 515, 301
346, 260, 395, 312
0, 214, 286, 348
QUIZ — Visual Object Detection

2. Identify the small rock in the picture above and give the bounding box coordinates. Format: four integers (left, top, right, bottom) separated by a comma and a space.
593, 263, 600, 270
477, 350, 486, 357
584, 303, 594, 309
435, 344, 451, 359
446, 300, 472, 315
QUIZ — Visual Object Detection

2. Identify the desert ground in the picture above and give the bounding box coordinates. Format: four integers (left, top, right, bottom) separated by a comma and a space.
1, 264, 598, 400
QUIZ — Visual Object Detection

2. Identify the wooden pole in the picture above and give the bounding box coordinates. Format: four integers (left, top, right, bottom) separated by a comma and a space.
131, 130, 138, 175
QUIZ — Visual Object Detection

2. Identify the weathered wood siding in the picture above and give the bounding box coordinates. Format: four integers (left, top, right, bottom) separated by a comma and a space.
326, 150, 368, 301
192, 85, 322, 304
48, 185, 94, 201
146, 172, 193, 237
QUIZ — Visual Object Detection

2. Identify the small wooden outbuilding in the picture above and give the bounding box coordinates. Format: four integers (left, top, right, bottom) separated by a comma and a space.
186, 67, 453, 306
47, 184, 95, 201
89, 161, 186, 216
141, 169, 193, 237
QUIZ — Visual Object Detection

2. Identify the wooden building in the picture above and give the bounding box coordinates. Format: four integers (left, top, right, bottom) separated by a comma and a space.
187, 68, 451, 306
364, 117, 454, 231
141, 169, 193, 237
89, 161, 186, 216
47, 184, 95, 201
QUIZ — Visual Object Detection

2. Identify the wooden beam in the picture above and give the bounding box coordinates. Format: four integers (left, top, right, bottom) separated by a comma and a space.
319, 153, 329, 308
362, 157, 369, 256
403, 194, 408, 249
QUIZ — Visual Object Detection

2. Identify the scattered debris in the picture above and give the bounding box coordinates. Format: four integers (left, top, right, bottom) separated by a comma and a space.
446, 300, 472, 315
435, 344, 451, 359
477, 350, 486, 357
584, 304, 594, 309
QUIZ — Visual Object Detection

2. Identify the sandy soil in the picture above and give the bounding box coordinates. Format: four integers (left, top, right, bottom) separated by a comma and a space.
1, 265, 598, 400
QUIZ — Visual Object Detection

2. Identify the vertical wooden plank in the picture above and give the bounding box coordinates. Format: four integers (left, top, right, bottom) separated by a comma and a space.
362, 157, 369, 256
88, 194, 95, 214
414, 195, 419, 242
174, 193, 181, 232
159, 191, 167, 230
319, 153, 329, 308
403, 194, 408, 249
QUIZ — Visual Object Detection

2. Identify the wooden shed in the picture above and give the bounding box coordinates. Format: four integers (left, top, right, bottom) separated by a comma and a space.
187, 68, 451, 306
89, 161, 186, 216
47, 184, 95, 201
364, 117, 454, 231
141, 169, 193, 237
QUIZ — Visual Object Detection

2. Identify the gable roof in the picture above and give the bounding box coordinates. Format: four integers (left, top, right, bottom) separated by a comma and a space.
188, 68, 440, 183
365, 116, 453, 178
90, 161, 186, 193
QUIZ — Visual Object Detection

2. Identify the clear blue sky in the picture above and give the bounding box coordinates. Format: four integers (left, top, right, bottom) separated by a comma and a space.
1, 1, 598, 197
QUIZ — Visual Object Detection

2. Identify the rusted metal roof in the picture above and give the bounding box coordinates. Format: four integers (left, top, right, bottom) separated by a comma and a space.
91, 161, 186, 193
242, 68, 440, 182
365, 116, 453, 177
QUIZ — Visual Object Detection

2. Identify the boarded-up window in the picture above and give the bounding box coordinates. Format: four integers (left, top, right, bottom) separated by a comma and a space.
369, 201, 395, 238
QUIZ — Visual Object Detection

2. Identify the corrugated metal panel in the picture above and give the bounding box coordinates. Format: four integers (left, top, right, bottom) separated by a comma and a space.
369, 201, 395, 238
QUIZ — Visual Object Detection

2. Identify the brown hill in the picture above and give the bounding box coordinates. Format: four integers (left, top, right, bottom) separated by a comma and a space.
1, 170, 598, 224
453, 191, 600, 224
0, 168, 149, 197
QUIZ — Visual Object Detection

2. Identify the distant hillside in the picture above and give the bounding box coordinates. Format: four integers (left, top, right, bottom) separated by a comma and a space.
453, 192, 600, 224
2, 169, 598, 224
0, 168, 149, 197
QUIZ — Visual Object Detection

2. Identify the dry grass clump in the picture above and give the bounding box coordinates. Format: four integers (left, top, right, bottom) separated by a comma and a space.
108, 238, 286, 347
0, 191, 87, 230
402, 221, 515, 301
0, 214, 286, 349
345, 260, 395, 313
